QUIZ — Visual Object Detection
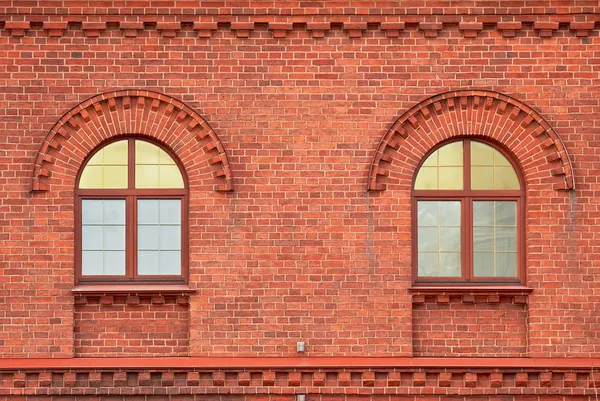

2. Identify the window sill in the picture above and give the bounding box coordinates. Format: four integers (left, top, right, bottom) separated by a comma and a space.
72, 284, 196, 296
409, 284, 533, 295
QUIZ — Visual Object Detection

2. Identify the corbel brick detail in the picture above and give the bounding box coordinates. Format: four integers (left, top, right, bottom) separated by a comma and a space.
42, 21, 68, 37
0, 16, 598, 40
368, 90, 575, 192
0, 368, 597, 395
31, 90, 234, 193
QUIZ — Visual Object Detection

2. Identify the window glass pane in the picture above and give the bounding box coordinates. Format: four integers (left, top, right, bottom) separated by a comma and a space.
439, 253, 461, 277
470, 141, 494, 165
473, 227, 494, 251
138, 225, 159, 250
417, 200, 461, 278
103, 251, 126, 275
136, 140, 160, 164
138, 199, 181, 276
417, 202, 438, 226
496, 253, 517, 277
82, 251, 103, 275
135, 140, 184, 189
418, 227, 438, 252
138, 251, 159, 275
495, 201, 517, 226
138, 199, 159, 225
418, 253, 439, 277
439, 201, 461, 226
438, 167, 463, 190
473, 252, 494, 277
414, 166, 437, 190
470, 141, 520, 190
159, 165, 185, 188
104, 226, 125, 250
82, 200, 104, 225
81, 199, 126, 276
415, 142, 464, 190
421, 150, 438, 167
159, 251, 181, 275
82, 226, 103, 250
439, 227, 460, 251
103, 140, 128, 164
103, 199, 126, 225
160, 226, 181, 250
471, 166, 494, 190
438, 141, 463, 166
472, 200, 518, 278
496, 227, 517, 252
495, 167, 520, 190
79, 140, 128, 189
136, 165, 159, 188
79, 166, 103, 188
473, 201, 494, 226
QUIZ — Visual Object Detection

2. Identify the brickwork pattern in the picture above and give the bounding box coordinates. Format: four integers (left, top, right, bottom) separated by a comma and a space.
74, 295, 189, 357
412, 295, 528, 357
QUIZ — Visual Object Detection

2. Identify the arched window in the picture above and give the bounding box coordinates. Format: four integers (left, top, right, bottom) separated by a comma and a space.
75, 138, 188, 283
413, 139, 524, 283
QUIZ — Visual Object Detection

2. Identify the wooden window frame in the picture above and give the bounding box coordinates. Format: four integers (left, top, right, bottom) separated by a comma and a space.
75, 137, 189, 285
412, 138, 526, 285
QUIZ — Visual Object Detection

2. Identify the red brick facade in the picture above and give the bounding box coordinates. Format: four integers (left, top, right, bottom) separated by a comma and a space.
1, 1, 600, 400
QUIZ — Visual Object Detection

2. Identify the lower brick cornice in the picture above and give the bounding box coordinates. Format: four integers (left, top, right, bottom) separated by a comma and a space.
0, 357, 598, 396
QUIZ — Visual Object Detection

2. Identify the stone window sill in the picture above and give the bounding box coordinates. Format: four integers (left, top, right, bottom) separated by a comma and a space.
72, 284, 196, 296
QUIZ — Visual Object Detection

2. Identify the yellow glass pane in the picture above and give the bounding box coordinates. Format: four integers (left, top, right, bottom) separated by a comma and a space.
158, 148, 176, 165
438, 167, 463, 190
136, 165, 159, 188
79, 165, 103, 188
159, 165, 184, 188
103, 166, 128, 188
86, 149, 103, 166
495, 167, 520, 190
471, 166, 494, 190
493, 150, 512, 167
414, 167, 438, 190
471, 141, 494, 166
103, 140, 128, 165
421, 150, 438, 167
438, 141, 463, 166
136, 140, 160, 164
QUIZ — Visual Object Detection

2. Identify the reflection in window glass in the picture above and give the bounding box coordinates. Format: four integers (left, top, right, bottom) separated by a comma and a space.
473, 200, 517, 277
417, 201, 461, 277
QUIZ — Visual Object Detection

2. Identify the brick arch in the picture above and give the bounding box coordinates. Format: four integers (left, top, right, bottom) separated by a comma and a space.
368, 90, 574, 192
31, 90, 233, 192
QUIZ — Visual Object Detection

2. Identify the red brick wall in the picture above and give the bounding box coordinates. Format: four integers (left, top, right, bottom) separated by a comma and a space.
412, 295, 528, 357
0, 0, 598, 373
74, 295, 189, 357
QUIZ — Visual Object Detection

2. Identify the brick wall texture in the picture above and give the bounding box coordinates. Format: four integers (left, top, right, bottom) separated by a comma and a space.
1, 1, 600, 399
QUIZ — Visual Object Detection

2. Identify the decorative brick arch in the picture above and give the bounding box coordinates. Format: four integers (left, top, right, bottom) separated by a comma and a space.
368, 90, 574, 192
32, 90, 233, 192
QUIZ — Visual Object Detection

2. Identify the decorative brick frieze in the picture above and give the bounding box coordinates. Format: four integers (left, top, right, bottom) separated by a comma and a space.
1, 368, 598, 396
1, 16, 599, 40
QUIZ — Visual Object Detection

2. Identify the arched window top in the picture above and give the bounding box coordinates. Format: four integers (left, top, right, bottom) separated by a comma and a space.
413, 139, 524, 284
78, 139, 185, 190
414, 139, 521, 192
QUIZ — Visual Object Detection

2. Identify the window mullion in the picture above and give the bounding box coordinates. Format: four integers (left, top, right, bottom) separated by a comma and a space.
127, 195, 136, 280
464, 197, 472, 281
